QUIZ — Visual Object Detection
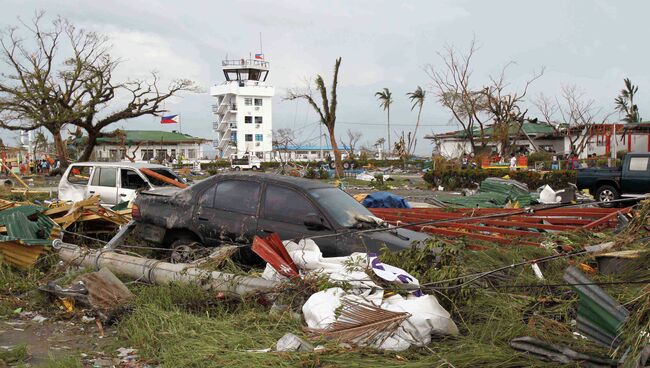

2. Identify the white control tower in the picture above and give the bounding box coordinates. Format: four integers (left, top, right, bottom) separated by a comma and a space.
210, 57, 274, 160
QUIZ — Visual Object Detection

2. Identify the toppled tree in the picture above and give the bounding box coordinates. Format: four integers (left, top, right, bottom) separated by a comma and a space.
406, 86, 426, 156
375, 88, 393, 150
286, 57, 344, 177
615, 78, 641, 123
535, 85, 612, 156
0, 13, 197, 166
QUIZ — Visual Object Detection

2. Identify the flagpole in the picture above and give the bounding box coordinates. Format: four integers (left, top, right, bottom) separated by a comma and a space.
179, 113, 182, 133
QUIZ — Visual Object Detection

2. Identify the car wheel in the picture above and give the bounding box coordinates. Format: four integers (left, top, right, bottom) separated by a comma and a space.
595, 185, 620, 208
252, 166, 258, 171
329, 162, 336, 169
343, 162, 350, 169
170, 239, 205, 263
234, 166, 241, 171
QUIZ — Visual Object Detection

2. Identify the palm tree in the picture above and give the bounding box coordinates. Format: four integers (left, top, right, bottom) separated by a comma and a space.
406, 86, 426, 155
615, 78, 641, 123
375, 88, 393, 150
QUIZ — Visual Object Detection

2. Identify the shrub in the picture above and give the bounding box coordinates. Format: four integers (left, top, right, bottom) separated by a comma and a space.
528, 151, 552, 164
423, 168, 577, 190
617, 150, 628, 159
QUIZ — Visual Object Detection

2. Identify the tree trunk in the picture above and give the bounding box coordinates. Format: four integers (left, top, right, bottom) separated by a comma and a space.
79, 132, 97, 162
409, 105, 422, 155
387, 106, 391, 154
51, 128, 68, 167
328, 126, 344, 178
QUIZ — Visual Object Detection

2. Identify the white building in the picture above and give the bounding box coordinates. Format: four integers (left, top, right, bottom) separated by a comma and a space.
210, 58, 274, 161
93, 130, 208, 163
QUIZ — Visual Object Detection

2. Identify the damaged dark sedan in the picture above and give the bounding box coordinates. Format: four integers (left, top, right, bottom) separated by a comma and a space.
132, 173, 430, 257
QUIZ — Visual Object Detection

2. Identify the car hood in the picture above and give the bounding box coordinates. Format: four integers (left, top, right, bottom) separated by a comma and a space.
141, 187, 184, 197
338, 227, 432, 254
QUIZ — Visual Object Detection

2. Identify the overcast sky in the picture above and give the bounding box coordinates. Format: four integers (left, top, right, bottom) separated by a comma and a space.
1, 0, 648, 155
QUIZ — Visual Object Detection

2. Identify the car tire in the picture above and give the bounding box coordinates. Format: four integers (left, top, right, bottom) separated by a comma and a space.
595, 185, 620, 207
343, 162, 350, 169
234, 166, 241, 171
329, 162, 336, 169
252, 166, 258, 171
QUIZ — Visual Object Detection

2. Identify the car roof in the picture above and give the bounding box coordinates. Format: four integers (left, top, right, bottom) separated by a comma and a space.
207, 172, 333, 190
68, 161, 170, 170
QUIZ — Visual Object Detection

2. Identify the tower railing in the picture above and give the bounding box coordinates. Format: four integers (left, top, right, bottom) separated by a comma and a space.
222, 59, 270, 68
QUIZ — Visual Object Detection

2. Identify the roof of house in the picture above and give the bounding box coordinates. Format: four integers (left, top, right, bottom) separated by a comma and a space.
427, 121, 556, 140
273, 145, 334, 151
96, 130, 208, 145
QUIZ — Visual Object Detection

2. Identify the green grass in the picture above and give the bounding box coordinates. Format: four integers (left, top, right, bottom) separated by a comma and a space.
39, 355, 84, 368
0, 344, 28, 366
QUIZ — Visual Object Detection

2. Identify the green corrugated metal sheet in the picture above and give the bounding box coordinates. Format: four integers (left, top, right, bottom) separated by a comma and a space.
0, 205, 56, 247
96, 130, 207, 145
437, 178, 533, 208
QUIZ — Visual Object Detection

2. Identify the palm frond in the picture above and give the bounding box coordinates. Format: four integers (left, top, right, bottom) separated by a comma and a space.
306, 299, 411, 346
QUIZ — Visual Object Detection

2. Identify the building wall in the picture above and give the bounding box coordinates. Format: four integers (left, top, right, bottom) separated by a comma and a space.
210, 81, 275, 161
94, 142, 204, 162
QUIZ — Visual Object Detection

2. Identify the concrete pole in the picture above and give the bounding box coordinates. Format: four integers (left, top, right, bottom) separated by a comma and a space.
54, 241, 278, 297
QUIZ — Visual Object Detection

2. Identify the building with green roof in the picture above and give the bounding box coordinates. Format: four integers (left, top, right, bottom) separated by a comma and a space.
93, 130, 209, 162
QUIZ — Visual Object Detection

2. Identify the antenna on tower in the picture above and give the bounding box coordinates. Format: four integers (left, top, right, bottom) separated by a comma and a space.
259, 32, 263, 55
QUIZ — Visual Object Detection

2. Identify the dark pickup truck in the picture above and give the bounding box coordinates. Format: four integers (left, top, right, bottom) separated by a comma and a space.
576, 153, 650, 206
131, 173, 429, 257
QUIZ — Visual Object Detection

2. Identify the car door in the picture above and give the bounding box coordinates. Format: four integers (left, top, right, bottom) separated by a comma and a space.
257, 184, 339, 255
622, 156, 650, 194
194, 179, 261, 243
86, 167, 118, 204
118, 168, 150, 203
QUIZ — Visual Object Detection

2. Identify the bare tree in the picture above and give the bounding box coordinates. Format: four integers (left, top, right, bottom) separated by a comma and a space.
426, 38, 489, 154
0, 13, 197, 166
482, 63, 544, 156
272, 128, 296, 168
111, 129, 141, 162
286, 57, 344, 177
340, 129, 362, 157
535, 85, 612, 156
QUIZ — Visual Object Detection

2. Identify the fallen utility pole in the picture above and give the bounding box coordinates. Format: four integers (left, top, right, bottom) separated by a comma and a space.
53, 240, 278, 297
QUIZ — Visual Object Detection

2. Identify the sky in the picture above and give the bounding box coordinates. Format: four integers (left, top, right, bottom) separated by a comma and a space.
0, 0, 648, 155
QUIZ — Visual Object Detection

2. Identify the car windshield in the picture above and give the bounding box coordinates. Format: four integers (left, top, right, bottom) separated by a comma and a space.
308, 187, 374, 228
144, 168, 185, 187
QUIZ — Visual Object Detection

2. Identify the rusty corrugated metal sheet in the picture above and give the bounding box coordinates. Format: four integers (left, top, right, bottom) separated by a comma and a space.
0, 241, 47, 269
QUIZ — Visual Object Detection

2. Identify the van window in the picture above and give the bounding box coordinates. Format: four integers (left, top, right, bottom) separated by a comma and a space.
91, 167, 117, 187
120, 169, 148, 190
213, 180, 260, 215
67, 166, 93, 185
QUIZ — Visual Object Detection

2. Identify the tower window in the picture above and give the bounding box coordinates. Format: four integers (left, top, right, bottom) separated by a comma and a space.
244, 116, 253, 124
255, 134, 263, 142
254, 116, 263, 124
254, 98, 263, 106
244, 98, 252, 106
245, 134, 253, 142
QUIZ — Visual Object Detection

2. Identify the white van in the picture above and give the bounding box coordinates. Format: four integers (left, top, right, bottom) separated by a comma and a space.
58, 162, 186, 205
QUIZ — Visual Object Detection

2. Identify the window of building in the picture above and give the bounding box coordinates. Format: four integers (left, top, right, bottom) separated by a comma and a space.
170, 149, 176, 159
142, 149, 154, 160
244, 116, 253, 124
245, 134, 253, 142
91, 167, 117, 187
629, 157, 649, 171
255, 134, 263, 142
263, 185, 319, 224
254, 98, 263, 106
188, 149, 197, 159
120, 169, 148, 190
213, 180, 261, 215
67, 165, 93, 185
254, 116, 263, 124
120, 149, 126, 159
156, 149, 168, 161
109, 149, 118, 160
179, 149, 186, 158
244, 98, 252, 106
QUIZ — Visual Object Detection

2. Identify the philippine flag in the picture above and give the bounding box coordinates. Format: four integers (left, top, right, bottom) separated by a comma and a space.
161, 114, 179, 124
255, 53, 264, 60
